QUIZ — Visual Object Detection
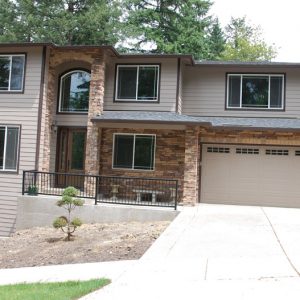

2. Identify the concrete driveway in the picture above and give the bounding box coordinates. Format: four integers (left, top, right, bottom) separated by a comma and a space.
82, 204, 300, 300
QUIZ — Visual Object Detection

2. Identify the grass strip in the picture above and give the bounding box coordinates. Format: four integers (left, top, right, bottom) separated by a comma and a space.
0, 278, 110, 300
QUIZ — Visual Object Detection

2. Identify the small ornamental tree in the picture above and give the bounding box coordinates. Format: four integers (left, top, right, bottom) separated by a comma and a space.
53, 186, 84, 241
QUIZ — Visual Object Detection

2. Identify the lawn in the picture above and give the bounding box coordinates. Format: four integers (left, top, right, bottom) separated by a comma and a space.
0, 278, 110, 300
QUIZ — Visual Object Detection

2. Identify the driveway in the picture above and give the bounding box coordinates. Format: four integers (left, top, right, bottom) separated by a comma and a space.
82, 204, 300, 300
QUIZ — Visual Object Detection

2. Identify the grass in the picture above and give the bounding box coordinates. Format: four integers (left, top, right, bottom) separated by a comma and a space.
0, 278, 110, 300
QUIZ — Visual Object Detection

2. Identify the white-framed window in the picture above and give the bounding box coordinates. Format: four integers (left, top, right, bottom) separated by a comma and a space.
0, 126, 20, 171
113, 134, 156, 170
0, 54, 25, 92
115, 65, 159, 101
226, 74, 284, 109
58, 70, 90, 113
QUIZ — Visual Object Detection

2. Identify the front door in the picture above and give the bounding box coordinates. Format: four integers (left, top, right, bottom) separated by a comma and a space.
56, 127, 86, 189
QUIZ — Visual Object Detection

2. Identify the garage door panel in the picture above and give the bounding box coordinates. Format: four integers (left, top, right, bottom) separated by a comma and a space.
201, 145, 300, 207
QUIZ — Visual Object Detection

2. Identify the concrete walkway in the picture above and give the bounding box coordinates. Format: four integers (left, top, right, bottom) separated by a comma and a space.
81, 204, 300, 300
0, 260, 136, 285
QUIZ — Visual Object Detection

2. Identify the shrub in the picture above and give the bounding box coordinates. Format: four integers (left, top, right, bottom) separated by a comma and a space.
53, 187, 84, 241
28, 185, 38, 195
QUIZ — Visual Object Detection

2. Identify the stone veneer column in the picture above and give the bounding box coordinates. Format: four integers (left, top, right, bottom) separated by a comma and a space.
84, 55, 106, 181
182, 127, 200, 205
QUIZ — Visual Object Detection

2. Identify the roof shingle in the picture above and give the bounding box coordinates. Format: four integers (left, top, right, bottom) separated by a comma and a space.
92, 111, 300, 130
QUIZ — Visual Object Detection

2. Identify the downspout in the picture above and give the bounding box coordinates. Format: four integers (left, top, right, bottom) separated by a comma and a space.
35, 46, 47, 171
175, 57, 181, 113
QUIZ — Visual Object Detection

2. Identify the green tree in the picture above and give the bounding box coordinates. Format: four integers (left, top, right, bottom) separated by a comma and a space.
207, 19, 225, 60
221, 17, 277, 61
0, 0, 18, 42
0, 0, 122, 45
123, 0, 225, 60
53, 186, 84, 241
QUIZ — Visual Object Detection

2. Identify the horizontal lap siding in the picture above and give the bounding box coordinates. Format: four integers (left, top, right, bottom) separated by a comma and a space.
182, 66, 300, 118
55, 114, 88, 127
104, 58, 177, 112
0, 47, 43, 236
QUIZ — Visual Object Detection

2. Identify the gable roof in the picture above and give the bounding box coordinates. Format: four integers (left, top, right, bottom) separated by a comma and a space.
3, 42, 300, 67
0, 42, 194, 62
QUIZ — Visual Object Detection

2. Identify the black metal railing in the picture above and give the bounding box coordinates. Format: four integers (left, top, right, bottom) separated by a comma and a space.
22, 170, 178, 209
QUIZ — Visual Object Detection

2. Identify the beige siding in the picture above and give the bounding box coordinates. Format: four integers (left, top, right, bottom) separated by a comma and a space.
0, 47, 43, 236
55, 114, 88, 127
182, 65, 300, 117
104, 57, 177, 112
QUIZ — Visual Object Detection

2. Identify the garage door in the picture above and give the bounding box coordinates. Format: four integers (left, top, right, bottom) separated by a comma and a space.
200, 144, 300, 207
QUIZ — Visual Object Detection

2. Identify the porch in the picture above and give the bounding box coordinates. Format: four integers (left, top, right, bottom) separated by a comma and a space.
42, 124, 200, 207
22, 170, 178, 209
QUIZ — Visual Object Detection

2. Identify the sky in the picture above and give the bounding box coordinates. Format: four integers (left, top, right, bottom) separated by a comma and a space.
211, 0, 300, 62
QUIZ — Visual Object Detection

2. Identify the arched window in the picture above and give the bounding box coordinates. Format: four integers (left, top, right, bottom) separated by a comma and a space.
59, 70, 90, 112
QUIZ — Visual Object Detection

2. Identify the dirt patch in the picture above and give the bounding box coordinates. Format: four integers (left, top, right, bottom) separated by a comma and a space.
0, 221, 170, 269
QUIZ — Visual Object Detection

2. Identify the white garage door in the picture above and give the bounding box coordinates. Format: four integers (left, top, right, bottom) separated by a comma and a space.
200, 144, 300, 207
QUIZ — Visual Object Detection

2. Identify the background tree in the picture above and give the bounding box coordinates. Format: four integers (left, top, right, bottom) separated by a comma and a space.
221, 17, 277, 61
0, 0, 122, 45
123, 0, 226, 60
0, 0, 18, 42
206, 19, 225, 60
0, 1, 278, 61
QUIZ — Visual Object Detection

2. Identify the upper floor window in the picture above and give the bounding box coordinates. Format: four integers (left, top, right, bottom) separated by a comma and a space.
0, 54, 25, 92
227, 74, 284, 110
59, 70, 90, 113
0, 126, 20, 171
115, 65, 159, 102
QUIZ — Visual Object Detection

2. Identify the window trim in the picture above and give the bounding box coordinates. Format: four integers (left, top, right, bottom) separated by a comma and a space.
114, 64, 161, 103
57, 68, 91, 114
112, 133, 156, 171
225, 73, 285, 111
0, 53, 26, 93
0, 125, 21, 173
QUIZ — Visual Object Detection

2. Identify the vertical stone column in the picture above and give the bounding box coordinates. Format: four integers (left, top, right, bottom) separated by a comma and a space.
84, 54, 106, 196
182, 126, 200, 205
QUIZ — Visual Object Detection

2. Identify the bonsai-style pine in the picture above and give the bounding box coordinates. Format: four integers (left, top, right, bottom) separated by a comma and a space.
53, 187, 84, 241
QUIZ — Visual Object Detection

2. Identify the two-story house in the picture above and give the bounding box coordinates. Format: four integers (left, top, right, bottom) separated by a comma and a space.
1, 42, 300, 236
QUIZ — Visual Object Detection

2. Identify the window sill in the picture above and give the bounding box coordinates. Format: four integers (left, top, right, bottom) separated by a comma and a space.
0, 170, 19, 174
114, 99, 159, 103
0, 90, 24, 94
112, 167, 155, 172
57, 111, 88, 115
226, 107, 284, 111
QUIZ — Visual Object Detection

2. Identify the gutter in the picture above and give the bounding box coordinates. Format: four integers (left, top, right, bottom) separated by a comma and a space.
212, 125, 300, 132
90, 117, 211, 127
91, 117, 300, 132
